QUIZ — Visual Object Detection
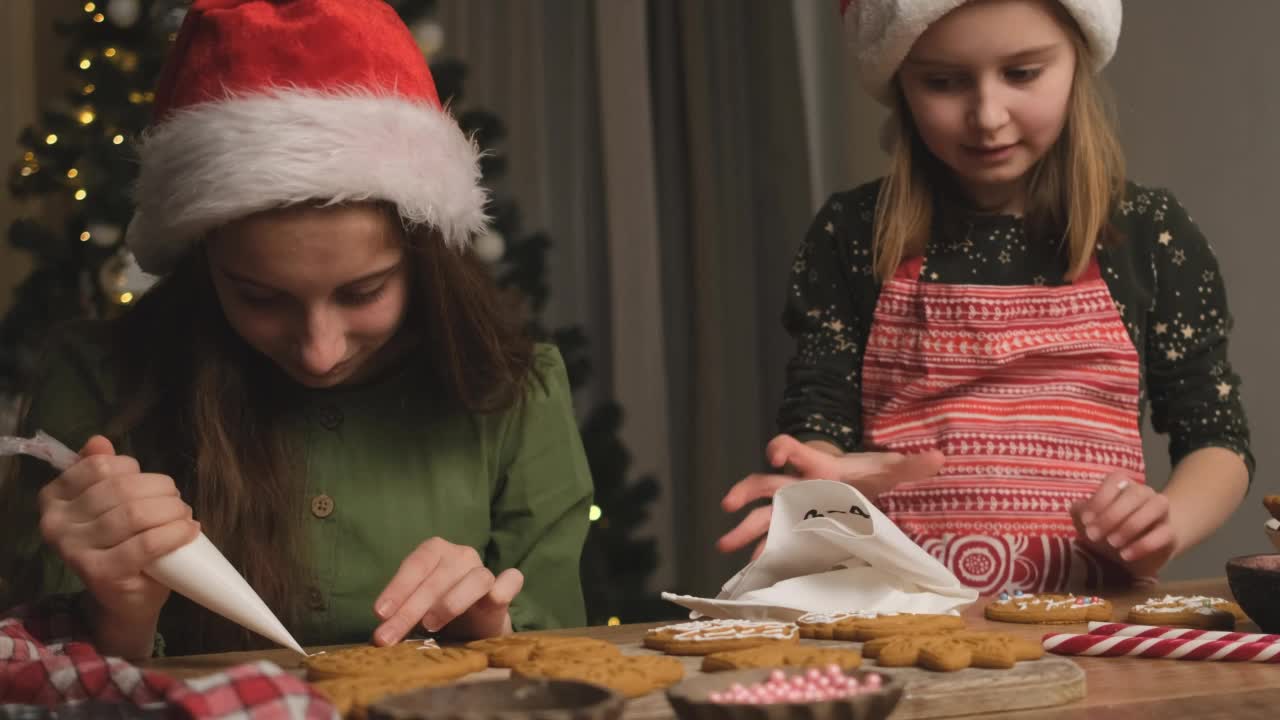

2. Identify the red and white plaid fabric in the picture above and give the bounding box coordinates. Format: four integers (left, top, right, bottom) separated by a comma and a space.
863, 256, 1144, 594
1, 596, 336, 720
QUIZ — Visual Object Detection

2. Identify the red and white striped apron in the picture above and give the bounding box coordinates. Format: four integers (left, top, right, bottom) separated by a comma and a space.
862, 256, 1144, 594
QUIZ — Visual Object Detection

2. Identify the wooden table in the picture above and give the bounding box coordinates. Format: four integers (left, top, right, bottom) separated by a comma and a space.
147, 579, 1280, 719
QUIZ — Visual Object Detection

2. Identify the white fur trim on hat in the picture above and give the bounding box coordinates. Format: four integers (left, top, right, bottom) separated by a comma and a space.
845, 0, 1122, 105
125, 88, 488, 275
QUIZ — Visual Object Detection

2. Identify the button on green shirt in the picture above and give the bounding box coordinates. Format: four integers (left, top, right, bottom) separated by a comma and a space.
1, 328, 593, 653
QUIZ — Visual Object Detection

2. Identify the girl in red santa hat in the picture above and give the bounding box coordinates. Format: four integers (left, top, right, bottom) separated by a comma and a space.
720, 0, 1252, 595
0, 0, 592, 658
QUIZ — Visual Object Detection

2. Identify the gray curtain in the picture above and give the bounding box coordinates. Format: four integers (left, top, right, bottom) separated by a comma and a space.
437, 0, 838, 604
436, 0, 613, 413
649, 0, 816, 597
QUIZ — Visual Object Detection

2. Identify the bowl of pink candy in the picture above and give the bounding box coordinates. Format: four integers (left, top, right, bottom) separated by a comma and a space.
665, 666, 902, 720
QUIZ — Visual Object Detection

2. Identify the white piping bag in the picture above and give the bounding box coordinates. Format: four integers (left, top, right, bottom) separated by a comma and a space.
1, 431, 305, 655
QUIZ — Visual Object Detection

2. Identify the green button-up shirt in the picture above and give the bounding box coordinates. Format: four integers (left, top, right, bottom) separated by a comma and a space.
1, 329, 592, 653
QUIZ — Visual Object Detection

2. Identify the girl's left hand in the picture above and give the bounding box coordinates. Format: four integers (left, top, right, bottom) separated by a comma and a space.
373, 537, 524, 645
1070, 473, 1179, 580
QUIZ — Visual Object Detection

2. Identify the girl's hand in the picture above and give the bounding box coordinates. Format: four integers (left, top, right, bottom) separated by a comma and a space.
36, 435, 198, 656
37, 435, 196, 620
374, 537, 523, 645
1071, 472, 1178, 580
718, 434, 945, 558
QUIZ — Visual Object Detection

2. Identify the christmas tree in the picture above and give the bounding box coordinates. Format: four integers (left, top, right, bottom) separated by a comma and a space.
2, 0, 666, 626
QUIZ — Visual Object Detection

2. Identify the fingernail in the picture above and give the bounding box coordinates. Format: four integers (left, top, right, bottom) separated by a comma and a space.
422, 617, 440, 633
1079, 512, 1094, 525
1106, 534, 1120, 548
1085, 527, 1099, 542
1119, 548, 1134, 561
375, 601, 391, 619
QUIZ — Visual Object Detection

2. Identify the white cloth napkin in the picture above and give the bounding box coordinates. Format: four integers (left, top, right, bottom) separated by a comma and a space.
664, 479, 978, 620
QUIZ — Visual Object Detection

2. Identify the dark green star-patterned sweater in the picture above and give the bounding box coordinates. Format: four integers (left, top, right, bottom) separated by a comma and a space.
779, 180, 1254, 479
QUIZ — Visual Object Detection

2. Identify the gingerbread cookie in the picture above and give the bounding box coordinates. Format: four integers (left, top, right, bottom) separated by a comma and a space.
701, 644, 862, 673
863, 631, 1043, 672
643, 620, 799, 655
465, 634, 619, 668
1126, 595, 1247, 630
304, 641, 487, 681
984, 591, 1112, 624
512, 655, 685, 698
796, 611, 965, 640
313, 672, 445, 719
1264, 495, 1280, 521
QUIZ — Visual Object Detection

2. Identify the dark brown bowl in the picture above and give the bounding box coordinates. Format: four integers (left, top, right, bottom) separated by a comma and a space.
1226, 554, 1280, 633
666, 668, 902, 720
366, 678, 624, 720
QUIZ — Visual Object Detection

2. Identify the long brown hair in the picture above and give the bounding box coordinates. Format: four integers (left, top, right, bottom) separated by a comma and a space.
8, 207, 534, 653
871, 10, 1126, 282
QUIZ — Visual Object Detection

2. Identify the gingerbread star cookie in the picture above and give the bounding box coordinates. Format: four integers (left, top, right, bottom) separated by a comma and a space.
1126, 595, 1247, 630
984, 591, 1113, 624
643, 620, 799, 655
862, 631, 1044, 672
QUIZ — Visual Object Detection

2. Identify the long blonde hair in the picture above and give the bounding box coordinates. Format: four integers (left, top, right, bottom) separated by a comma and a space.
872, 18, 1125, 282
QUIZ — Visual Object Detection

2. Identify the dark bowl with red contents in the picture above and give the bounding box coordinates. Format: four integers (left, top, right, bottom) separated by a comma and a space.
1226, 554, 1280, 633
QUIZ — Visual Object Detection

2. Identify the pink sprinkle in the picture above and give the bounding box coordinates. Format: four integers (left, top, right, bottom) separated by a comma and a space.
865, 674, 882, 689
769, 669, 787, 684
825, 663, 843, 676
815, 675, 831, 688
805, 668, 822, 681
790, 676, 807, 688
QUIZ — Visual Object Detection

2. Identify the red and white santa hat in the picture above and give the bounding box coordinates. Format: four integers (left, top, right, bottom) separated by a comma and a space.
840, 0, 1123, 105
125, 0, 487, 275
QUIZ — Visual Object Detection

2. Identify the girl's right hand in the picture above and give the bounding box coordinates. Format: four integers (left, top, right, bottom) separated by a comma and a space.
718, 434, 945, 558
36, 435, 199, 627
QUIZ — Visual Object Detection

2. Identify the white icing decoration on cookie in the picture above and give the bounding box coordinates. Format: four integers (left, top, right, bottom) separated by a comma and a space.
1132, 595, 1233, 613
648, 619, 798, 641
796, 611, 881, 624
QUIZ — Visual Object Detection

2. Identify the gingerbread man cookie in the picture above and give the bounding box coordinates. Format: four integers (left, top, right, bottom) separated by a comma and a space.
304, 641, 487, 681
465, 634, 619, 668
1126, 595, 1247, 630
313, 671, 448, 719
984, 591, 1112, 624
701, 644, 863, 673
796, 611, 965, 640
643, 620, 799, 655
862, 631, 1044, 671
512, 655, 686, 698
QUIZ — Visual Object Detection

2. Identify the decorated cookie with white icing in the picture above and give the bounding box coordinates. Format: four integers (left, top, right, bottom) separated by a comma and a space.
643, 619, 799, 655
984, 591, 1113, 624
795, 610, 964, 640
1126, 595, 1246, 630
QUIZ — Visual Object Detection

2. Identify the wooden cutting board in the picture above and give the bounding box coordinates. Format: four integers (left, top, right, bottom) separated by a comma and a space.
605, 639, 1085, 720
